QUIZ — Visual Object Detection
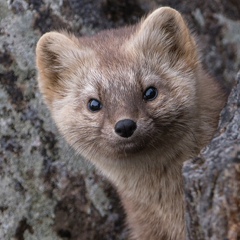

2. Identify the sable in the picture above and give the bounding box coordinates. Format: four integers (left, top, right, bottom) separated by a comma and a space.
36, 7, 227, 240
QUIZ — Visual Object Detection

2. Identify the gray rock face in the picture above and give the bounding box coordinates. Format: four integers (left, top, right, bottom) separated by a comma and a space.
0, 0, 239, 239
183, 73, 240, 240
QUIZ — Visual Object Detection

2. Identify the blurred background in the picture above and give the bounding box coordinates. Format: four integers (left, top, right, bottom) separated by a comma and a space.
0, 0, 239, 239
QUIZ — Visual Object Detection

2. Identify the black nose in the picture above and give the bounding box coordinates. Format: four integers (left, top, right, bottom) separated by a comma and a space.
115, 119, 137, 138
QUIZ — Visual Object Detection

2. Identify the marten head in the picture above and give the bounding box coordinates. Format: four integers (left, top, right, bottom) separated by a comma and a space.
36, 7, 203, 166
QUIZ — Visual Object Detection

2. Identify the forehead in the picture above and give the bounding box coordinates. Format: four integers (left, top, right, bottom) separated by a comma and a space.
80, 28, 137, 77
76, 28, 164, 96
85, 62, 139, 105
83, 46, 139, 90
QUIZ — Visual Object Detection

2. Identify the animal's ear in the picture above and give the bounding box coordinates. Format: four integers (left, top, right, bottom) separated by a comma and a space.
131, 7, 198, 67
36, 32, 88, 106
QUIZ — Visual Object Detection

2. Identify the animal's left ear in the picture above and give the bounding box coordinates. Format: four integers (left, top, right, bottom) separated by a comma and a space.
130, 7, 198, 67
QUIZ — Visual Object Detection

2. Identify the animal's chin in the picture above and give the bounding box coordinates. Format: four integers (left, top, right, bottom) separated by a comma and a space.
107, 141, 147, 158
119, 144, 143, 154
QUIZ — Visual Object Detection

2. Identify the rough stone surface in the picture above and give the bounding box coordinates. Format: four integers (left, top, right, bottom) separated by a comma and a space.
0, 0, 239, 239
183, 73, 240, 240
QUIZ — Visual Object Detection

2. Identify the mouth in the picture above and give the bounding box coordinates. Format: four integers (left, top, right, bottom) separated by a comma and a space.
107, 137, 149, 157
118, 142, 144, 154
101, 125, 157, 158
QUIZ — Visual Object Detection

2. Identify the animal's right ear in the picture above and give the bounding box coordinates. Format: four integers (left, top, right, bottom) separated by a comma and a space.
36, 32, 88, 106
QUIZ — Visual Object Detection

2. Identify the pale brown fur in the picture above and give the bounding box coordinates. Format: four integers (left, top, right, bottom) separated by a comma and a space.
36, 7, 227, 240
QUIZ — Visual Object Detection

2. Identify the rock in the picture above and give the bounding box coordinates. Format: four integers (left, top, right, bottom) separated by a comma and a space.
183, 72, 240, 240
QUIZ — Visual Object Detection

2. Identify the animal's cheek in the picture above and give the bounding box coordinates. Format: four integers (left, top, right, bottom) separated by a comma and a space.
141, 104, 166, 122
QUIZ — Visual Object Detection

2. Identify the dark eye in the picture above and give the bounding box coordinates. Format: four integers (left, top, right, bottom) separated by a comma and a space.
143, 87, 158, 101
88, 99, 102, 112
